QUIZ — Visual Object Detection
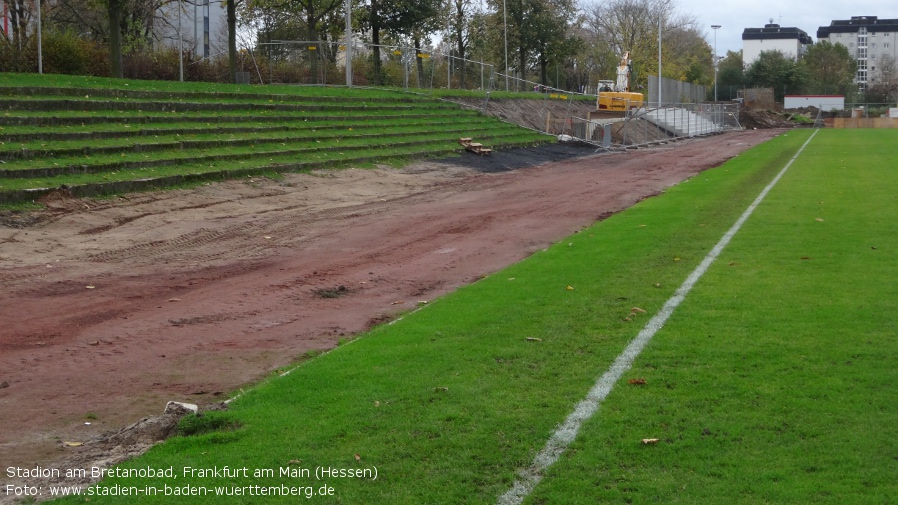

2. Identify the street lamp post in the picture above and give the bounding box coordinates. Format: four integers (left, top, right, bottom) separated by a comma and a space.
657, 13, 662, 107
503, 0, 508, 90
711, 25, 721, 101
345, 0, 352, 86
37, 0, 42, 74
178, 0, 183, 82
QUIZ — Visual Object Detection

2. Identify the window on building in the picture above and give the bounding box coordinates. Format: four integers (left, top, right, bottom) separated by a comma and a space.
872, 43, 877, 49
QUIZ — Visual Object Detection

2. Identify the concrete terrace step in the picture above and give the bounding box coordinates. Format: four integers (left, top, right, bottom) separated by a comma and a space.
642, 107, 722, 137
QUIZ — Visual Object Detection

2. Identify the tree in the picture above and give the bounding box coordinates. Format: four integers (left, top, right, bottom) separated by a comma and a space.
745, 50, 806, 102
867, 54, 898, 103
715, 49, 744, 100
291, 0, 343, 82
381, 0, 440, 87
801, 40, 856, 95
530, 0, 579, 86
447, 0, 471, 88
583, 0, 702, 91
107, 0, 126, 77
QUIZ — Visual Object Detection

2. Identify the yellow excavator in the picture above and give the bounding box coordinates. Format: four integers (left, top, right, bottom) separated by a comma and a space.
596, 51, 644, 112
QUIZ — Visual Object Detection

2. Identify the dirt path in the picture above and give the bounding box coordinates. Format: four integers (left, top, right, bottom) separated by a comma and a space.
0, 130, 780, 476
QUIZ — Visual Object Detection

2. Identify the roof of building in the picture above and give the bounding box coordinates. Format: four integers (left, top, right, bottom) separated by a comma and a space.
742, 24, 813, 44
818, 16, 898, 38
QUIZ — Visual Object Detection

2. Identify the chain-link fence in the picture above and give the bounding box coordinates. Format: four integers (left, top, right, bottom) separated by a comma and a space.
249, 40, 502, 90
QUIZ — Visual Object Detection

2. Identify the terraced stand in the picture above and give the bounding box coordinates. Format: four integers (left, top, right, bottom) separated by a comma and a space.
0, 86, 551, 204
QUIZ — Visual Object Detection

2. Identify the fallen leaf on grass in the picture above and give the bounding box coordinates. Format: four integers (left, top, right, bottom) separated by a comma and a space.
628, 378, 647, 385
526, 337, 543, 342
287, 459, 302, 465
434, 386, 449, 392
566, 285, 575, 291
374, 401, 380, 407
354, 454, 361, 462
641, 438, 659, 445
630, 307, 646, 314
815, 218, 824, 222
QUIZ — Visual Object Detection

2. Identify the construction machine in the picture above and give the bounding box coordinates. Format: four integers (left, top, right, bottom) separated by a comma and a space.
596, 51, 644, 112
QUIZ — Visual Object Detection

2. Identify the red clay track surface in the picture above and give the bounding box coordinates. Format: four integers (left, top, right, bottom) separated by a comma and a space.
0, 130, 780, 475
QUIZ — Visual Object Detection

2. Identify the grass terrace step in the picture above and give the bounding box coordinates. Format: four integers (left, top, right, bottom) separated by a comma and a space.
0, 109, 481, 127
0, 117, 508, 156
0, 78, 553, 204
0, 124, 528, 176
0, 98, 465, 113
0, 132, 548, 203
0, 85, 428, 103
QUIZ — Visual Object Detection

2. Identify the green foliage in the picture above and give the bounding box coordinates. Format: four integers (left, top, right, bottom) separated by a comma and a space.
746, 50, 807, 101
177, 412, 241, 436
801, 41, 857, 95
715, 50, 745, 100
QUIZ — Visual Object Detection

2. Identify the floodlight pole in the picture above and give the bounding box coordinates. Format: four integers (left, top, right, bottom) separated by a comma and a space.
345, 0, 352, 87
712, 25, 721, 101
657, 13, 661, 107
37, 0, 42, 73
503, 0, 508, 91
179, 0, 183, 82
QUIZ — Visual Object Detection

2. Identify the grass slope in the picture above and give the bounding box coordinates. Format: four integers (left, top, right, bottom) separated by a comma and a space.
0, 74, 550, 204
49, 129, 897, 504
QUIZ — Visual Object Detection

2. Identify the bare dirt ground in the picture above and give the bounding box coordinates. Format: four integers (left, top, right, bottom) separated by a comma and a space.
0, 130, 780, 491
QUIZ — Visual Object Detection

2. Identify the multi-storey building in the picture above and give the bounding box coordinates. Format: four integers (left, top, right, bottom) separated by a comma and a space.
817, 16, 898, 91
742, 23, 813, 67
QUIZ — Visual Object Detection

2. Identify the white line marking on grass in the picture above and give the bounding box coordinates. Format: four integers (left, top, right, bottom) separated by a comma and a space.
497, 130, 819, 505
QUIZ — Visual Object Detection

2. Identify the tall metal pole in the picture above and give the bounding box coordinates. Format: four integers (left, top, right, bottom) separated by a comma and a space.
657, 13, 661, 107
178, 0, 184, 82
345, 0, 352, 87
503, 0, 508, 90
447, 16, 451, 89
37, 0, 42, 73
712, 25, 721, 101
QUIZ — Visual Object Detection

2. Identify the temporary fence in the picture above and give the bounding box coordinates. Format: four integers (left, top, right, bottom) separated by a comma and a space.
647, 75, 708, 106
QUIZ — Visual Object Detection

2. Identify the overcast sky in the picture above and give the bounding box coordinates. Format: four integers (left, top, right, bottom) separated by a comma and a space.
672, 0, 898, 57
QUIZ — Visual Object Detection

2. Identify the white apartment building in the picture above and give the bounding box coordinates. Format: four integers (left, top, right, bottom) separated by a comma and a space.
742, 23, 813, 67
817, 16, 898, 91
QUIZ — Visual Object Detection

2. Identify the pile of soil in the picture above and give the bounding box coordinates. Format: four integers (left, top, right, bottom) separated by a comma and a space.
739, 109, 796, 129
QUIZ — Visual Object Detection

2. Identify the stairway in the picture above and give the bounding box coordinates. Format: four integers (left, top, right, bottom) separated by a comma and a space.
641, 107, 722, 137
